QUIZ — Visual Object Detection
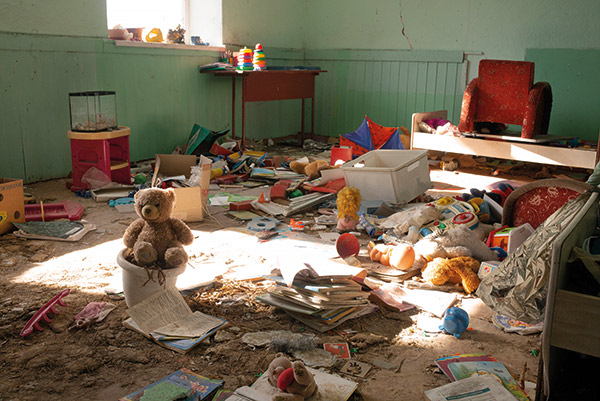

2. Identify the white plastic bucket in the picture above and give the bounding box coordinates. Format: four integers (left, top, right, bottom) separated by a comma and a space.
117, 249, 186, 307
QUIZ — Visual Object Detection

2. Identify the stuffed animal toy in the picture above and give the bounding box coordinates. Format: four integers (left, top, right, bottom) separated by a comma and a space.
270, 358, 318, 401
123, 188, 194, 268
267, 353, 293, 387
290, 159, 330, 180
368, 242, 415, 271
413, 225, 497, 269
421, 256, 481, 293
336, 186, 362, 231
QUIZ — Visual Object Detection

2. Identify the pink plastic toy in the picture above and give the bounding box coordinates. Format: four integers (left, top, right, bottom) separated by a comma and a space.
20, 289, 71, 337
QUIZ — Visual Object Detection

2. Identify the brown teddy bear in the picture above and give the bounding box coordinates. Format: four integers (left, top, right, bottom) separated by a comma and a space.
267, 355, 318, 401
421, 256, 481, 293
123, 188, 194, 268
289, 159, 330, 180
267, 353, 293, 387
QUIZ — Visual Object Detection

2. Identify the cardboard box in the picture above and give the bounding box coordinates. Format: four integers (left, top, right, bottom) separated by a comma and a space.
151, 154, 211, 222
0, 178, 26, 234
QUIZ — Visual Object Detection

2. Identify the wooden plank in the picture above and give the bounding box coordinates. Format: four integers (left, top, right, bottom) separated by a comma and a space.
0, 50, 26, 179
349, 61, 367, 133
397, 62, 410, 127
425, 62, 437, 113
412, 131, 596, 169
363, 61, 375, 118
551, 290, 600, 358
445, 63, 460, 121
388, 62, 400, 125
415, 62, 428, 115
406, 62, 419, 128
373, 61, 384, 120
434, 63, 448, 113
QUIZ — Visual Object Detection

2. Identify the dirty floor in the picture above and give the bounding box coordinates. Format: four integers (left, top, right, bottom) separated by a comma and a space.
2, 149, 578, 401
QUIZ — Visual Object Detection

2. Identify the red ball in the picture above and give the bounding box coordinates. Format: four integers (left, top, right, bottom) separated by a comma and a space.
336, 233, 360, 258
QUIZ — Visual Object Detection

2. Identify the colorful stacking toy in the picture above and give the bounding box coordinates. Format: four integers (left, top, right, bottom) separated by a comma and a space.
253, 43, 266, 70
237, 47, 254, 71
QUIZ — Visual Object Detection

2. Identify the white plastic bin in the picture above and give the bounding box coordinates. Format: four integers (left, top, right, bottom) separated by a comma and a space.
341, 150, 432, 203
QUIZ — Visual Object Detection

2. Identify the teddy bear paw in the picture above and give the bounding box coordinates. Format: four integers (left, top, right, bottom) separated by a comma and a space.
165, 247, 188, 268
134, 242, 157, 265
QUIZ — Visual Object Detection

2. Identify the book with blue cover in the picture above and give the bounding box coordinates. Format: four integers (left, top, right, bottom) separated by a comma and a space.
119, 368, 223, 401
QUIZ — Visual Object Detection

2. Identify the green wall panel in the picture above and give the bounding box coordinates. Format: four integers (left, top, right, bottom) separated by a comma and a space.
0, 33, 99, 182
95, 46, 230, 162
306, 50, 464, 138
0, 33, 234, 183
526, 48, 600, 141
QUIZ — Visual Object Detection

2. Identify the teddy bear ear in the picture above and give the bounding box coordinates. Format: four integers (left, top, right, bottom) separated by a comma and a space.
165, 187, 176, 201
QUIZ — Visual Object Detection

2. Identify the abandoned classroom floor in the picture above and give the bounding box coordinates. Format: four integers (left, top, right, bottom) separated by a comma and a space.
2, 150, 585, 401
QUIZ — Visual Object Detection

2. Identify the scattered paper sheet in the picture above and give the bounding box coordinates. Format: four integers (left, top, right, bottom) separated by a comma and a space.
374, 283, 457, 317
152, 311, 225, 339
209, 196, 230, 206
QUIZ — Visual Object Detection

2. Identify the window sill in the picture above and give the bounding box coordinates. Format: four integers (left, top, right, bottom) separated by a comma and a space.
113, 40, 225, 52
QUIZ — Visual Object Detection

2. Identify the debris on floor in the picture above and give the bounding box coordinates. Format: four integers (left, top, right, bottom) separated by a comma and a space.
4, 140, 596, 400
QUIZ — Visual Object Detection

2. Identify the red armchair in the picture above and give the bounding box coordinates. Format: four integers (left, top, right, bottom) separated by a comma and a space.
458, 59, 553, 139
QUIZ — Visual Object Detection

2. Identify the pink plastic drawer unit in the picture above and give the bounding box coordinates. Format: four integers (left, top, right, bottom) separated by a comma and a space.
67, 127, 131, 191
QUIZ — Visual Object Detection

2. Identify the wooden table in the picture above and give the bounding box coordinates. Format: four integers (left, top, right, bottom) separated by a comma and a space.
201, 69, 326, 149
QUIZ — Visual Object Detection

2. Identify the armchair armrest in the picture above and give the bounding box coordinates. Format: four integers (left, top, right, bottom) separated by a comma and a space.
523, 82, 553, 138
458, 78, 479, 132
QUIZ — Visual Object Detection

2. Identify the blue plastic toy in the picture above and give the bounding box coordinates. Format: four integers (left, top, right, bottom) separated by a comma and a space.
439, 307, 470, 338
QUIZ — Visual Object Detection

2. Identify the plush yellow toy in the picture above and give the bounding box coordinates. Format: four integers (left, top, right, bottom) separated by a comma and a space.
289, 160, 330, 180
336, 186, 361, 231
421, 256, 481, 293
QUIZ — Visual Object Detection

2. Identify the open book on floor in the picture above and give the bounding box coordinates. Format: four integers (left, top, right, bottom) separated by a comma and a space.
124, 287, 227, 354
119, 368, 223, 401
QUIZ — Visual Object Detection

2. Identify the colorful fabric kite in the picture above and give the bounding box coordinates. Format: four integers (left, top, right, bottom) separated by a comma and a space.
339, 115, 403, 157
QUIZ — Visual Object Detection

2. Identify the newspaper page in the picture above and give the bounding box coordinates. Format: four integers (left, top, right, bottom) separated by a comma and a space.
127, 287, 223, 339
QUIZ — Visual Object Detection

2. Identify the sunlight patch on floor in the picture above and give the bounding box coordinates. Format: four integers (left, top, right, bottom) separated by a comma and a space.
10, 227, 340, 295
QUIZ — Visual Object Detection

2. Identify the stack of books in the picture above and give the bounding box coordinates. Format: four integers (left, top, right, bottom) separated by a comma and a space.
258, 275, 376, 332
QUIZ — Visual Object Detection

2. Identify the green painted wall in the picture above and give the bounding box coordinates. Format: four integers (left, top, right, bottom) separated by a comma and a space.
222, 0, 304, 49
526, 49, 600, 140
0, 0, 107, 38
304, 0, 600, 60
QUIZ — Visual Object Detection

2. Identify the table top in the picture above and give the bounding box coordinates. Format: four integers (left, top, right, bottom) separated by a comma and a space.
68, 126, 130, 140
201, 69, 327, 76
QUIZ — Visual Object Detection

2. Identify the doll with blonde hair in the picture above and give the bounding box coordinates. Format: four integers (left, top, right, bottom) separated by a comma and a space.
336, 186, 361, 231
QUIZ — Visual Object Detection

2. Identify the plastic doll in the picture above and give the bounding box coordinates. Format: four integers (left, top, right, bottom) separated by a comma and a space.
336, 186, 361, 231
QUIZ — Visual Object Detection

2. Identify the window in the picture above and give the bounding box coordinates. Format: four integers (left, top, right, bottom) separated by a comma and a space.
106, 0, 222, 46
